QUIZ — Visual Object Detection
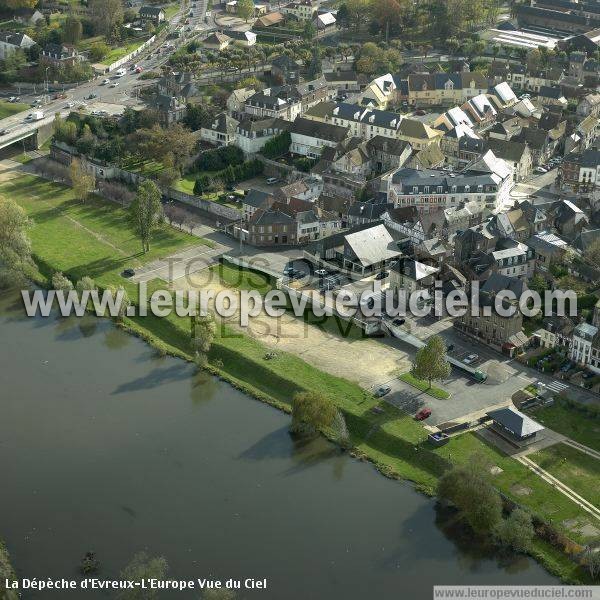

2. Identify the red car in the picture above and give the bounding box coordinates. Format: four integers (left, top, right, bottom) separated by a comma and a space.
415, 408, 432, 421
135, 66, 143, 73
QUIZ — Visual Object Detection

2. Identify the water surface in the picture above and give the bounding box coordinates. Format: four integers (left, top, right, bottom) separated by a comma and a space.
0, 291, 559, 598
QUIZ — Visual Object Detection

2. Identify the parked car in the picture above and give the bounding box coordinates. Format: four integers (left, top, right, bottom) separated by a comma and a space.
87, 93, 97, 99
582, 371, 595, 380
0, 128, 10, 136
121, 268, 135, 278
102, 79, 110, 85
314, 269, 328, 277
534, 166, 547, 174
463, 353, 479, 365
415, 408, 432, 421
392, 318, 405, 326
110, 82, 119, 87
375, 271, 389, 280
135, 66, 143, 73
374, 385, 391, 398
447, 344, 454, 351
65, 101, 75, 108
560, 362, 574, 373
266, 177, 278, 185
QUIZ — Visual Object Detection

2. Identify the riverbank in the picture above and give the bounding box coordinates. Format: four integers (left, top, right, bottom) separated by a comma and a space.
0, 540, 18, 600
0, 170, 594, 585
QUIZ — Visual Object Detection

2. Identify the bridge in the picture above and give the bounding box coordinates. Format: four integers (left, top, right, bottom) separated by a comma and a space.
0, 110, 63, 151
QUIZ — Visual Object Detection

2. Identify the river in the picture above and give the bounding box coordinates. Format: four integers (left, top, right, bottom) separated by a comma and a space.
0, 290, 559, 599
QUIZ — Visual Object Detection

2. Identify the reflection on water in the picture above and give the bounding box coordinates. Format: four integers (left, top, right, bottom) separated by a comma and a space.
0, 290, 559, 600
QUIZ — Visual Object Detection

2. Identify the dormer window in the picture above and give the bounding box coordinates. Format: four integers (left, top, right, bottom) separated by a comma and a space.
464, 185, 470, 193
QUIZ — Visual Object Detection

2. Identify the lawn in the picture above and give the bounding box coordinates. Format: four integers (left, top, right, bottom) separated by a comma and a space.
431, 432, 597, 544
0, 174, 198, 294
121, 157, 165, 177
104, 37, 151, 64
400, 372, 450, 399
526, 403, 600, 452
0, 100, 30, 120
211, 260, 274, 294
529, 443, 600, 509
164, 3, 179, 19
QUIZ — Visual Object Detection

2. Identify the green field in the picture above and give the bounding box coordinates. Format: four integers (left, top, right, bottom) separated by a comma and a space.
529, 443, 600, 509
527, 403, 600, 452
1, 171, 595, 582
400, 372, 450, 399
0, 174, 197, 292
104, 37, 151, 64
0, 100, 29, 120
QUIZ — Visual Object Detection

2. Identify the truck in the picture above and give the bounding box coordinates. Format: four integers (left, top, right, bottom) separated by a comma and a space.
26, 111, 45, 121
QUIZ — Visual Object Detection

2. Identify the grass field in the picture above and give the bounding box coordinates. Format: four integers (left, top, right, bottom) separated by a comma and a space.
0, 174, 197, 293
400, 372, 450, 399
104, 37, 151, 64
0, 100, 30, 120
526, 403, 600, 452
529, 443, 600, 509
1, 171, 595, 582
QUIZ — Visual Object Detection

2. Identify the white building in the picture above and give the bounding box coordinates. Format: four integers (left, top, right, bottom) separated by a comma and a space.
571, 322, 599, 371
0, 31, 35, 60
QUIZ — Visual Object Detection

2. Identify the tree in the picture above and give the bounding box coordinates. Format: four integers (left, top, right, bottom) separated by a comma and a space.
290, 391, 337, 436
583, 547, 600, 580
51, 271, 74, 292
495, 508, 534, 552
437, 455, 503, 535
236, 0, 254, 22
191, 312, 216, 365
70, 159, 95, 203
117, 552, 168, 600
63, 16, 83, 44
0, 197, 32, 288
88, 41, 110, 62
129, 180, 163, 253
89, 0, 123, 39
584, 238, 600, 266
410, 335, 451, 389
302, 20, 316, 40
193, 178, 204, 196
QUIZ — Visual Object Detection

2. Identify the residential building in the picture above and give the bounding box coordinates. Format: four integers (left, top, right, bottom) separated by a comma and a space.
139, 6, 165, 23
525, 231, 569, 272
281, 0, 318, 21
0, 31, 35, 60
236, 117, 289, 154
549, 199, 589, 240
389, 258, 439, 295
227, 29, 257, 47
227, 87, 255, 119
486, 407, 544, 446
41, 43, 78, 66
200, 113, 239, 147
454, 273, 528, 356
245, 86, 301, 121
485, 139, 533, 182
577, 93, 600, 117
203, 32, 232, 51
570, 322, 599, 369
562, 149, 600, 191
290, 117, 350, 158
271, 54, 299, 84
385, 151, 513, 212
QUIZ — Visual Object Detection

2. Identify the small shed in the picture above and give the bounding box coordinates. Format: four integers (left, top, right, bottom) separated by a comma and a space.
486, 406, 544, 446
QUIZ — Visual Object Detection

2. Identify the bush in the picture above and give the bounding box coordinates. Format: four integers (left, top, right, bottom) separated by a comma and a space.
51, 272, 73, 292
196, 146, 244, 171
496, 508, 534, 552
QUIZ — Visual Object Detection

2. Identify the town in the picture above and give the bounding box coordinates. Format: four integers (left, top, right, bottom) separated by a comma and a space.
0, 0, 600, 595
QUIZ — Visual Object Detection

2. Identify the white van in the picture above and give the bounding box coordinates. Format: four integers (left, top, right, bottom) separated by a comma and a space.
266, 177, 278, 185
115, 68, 127, 77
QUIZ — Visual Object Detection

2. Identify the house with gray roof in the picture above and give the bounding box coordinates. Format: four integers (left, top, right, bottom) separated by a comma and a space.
486, 406, 544, 446
0, 31, 35, 60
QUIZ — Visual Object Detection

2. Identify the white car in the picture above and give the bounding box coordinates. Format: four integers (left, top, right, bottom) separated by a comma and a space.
534, 166, 547, 174
102, 79, 110, 85
110, 82, 119, 87
65, 101, 75, 108
463, 354, 479, 365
